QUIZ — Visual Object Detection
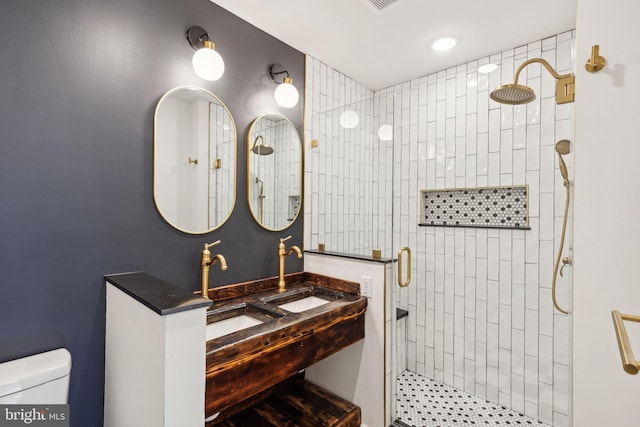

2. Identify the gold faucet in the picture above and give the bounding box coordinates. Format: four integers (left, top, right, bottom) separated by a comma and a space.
201, 240, 228, 299
278, 235, 302, 292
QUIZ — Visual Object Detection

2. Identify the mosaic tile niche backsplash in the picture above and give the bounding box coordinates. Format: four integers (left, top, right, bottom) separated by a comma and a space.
305, 29, 574, 427
420, 186, 529, 229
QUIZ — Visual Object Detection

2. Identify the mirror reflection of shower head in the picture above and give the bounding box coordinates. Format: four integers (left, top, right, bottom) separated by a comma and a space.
555, 139, 571, 187
251, 135, 274, 155
490, 58, 575, 105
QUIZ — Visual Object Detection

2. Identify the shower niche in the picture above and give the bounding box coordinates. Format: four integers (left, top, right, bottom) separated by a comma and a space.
419, 185, 530, 230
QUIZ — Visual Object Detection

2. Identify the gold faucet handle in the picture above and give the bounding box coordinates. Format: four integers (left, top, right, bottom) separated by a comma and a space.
205, 240, 221, 250
280, 235, 292, 244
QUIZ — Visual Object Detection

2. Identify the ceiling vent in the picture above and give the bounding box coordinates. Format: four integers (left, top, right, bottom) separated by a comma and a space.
361, 0, 407, 14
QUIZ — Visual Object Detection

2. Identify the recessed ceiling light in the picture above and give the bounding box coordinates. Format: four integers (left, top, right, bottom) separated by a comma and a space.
432, 37, 457, 52
478, 63, 498, 74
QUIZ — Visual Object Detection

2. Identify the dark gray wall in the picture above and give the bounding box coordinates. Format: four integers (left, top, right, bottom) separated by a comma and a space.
0, 0, 304, 424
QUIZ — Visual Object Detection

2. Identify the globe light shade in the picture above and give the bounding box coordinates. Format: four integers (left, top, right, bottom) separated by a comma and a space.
274, 77, 299, 108
339, 110, 360, 129
378, 124, 393, 141
192, 41, 224, 81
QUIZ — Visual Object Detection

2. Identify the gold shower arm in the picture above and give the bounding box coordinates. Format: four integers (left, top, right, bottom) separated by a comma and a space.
513, 58, 575, 104
513, 58, 568, 83
612, 310, 640, 375
251, 135, 264, 151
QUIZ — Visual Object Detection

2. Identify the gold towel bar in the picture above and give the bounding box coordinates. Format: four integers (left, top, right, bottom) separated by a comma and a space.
611, 310, 640, 375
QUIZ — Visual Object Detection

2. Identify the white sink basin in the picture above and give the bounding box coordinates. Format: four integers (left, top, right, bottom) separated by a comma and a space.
206, 315, 263, 340
278, 296, 330, 313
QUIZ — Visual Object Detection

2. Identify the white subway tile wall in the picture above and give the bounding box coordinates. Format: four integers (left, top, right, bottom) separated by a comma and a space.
305, 30, 574, 426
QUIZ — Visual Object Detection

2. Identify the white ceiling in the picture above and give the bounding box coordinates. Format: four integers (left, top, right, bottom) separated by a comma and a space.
210, 0, 577, 90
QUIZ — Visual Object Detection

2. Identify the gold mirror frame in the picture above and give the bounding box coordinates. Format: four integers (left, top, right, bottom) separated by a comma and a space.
246, 113, 302, 231
153, 86, 237, 234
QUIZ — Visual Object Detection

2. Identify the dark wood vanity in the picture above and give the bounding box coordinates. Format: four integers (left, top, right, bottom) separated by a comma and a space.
203, 272, 367, 425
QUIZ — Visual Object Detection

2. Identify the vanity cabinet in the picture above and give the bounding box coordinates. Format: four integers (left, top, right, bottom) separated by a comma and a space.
203, 272, 366, 424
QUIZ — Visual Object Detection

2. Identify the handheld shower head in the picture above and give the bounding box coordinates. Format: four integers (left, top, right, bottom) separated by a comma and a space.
555, 139, 571, 187
555, 139, 571, 155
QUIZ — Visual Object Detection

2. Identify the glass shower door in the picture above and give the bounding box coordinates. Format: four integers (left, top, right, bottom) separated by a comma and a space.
306, 92, 399, 426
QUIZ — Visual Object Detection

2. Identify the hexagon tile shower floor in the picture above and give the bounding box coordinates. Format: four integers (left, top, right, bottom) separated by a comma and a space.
394, 371, 549, 427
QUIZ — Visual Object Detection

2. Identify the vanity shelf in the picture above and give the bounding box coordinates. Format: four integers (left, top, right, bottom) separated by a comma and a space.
208, 375, 361, 426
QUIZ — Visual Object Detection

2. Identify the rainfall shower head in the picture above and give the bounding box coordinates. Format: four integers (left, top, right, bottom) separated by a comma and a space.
251, 135, 274, 155
490, 58, 575, 105
490, 84, 536, 105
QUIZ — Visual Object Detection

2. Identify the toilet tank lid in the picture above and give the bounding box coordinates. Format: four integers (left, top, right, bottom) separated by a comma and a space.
0, 348, 71, 396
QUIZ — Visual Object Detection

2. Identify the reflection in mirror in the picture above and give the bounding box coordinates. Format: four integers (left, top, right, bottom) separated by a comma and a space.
154, 86, 236, 234
247, 113, 302, 231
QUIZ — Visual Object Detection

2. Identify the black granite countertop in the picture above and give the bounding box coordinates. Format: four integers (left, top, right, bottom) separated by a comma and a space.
105, 272, 212, 315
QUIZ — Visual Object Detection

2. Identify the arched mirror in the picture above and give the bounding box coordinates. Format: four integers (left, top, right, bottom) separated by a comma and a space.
154, 86, 236, 234
247, 113, 302, 231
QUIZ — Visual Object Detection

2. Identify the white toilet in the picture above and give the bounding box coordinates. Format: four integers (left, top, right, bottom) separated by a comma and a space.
0, 348, 71, 404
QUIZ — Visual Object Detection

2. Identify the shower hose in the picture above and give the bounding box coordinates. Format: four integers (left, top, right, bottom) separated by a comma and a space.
552, 181, 571, 315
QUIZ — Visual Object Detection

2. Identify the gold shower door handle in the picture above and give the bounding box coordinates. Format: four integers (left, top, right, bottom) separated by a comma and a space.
611, 310, 640, 375
398, 247, 411, 288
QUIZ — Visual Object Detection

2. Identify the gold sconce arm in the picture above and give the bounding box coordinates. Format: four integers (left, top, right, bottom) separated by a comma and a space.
611, 310, 640, 375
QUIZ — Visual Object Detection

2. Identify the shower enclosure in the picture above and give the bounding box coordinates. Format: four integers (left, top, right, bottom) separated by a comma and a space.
305, 29, 574, 427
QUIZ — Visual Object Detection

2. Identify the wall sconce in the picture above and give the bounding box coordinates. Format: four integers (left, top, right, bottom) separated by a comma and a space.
269, 64, 299, 108
186, 26, 225, 81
